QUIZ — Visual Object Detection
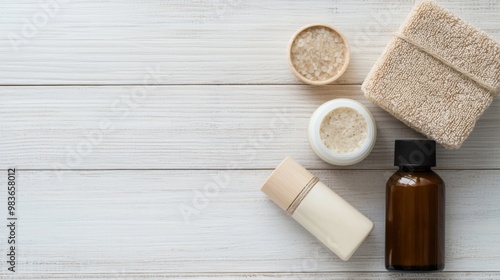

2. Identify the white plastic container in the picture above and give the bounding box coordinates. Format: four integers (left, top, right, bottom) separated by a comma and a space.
260, 156, 374, 261
308, 98, 377, 166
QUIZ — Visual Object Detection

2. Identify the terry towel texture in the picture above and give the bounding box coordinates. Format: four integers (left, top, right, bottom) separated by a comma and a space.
362, 0, 500, 149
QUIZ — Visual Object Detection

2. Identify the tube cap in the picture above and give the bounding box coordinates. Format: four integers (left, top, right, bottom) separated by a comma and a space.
394, 140, 436, 167
260, 156, 315, 213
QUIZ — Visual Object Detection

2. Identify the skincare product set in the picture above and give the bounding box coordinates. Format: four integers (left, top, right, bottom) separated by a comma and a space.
260, 1, 500, 272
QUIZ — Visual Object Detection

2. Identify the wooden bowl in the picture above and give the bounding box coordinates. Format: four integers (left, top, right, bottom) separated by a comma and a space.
287, 23, 350, 85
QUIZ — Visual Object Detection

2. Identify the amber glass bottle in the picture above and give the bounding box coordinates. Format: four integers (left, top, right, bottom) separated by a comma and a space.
386, 140, 445, 271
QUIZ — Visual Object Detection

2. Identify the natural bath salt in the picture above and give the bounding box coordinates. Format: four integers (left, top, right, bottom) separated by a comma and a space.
291, 27, 347, 81
320, 107, 367, 153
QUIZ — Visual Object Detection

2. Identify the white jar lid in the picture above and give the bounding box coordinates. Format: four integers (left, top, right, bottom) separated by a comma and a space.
308, 98, 377, 166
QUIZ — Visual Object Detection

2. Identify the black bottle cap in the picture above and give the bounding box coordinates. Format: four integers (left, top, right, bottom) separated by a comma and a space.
394, 140, 436, 167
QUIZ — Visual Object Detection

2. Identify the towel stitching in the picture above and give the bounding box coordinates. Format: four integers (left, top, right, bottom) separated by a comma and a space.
395, 33, 499, 97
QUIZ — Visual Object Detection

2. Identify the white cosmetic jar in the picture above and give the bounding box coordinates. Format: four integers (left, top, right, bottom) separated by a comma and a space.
308, 98, 377, 166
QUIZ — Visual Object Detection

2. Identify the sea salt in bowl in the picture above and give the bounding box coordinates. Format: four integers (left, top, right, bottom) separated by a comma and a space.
288, 24, 350, 85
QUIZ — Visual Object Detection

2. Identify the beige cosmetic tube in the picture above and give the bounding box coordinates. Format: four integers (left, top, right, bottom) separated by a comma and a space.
260, 156, 374, 261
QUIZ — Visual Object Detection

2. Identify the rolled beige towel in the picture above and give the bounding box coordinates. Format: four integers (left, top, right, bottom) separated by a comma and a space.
362, 0, 500, 149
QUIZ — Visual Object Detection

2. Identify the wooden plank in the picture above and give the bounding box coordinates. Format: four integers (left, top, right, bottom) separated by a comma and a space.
0, 0, 499, 85
1, 85, 500, 170
1, 169, 499, 274
1, 272, 500, 279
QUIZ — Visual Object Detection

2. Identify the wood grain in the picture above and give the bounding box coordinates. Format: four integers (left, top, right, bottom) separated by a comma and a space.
1, 272, 500, 279
1, 85, 500, 170
1, 1, 500, 278
1, 169, 499, 274
0, 0, 498, 85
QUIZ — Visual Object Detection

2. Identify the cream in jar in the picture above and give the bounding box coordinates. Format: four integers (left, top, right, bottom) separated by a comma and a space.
309, 99, 376, 165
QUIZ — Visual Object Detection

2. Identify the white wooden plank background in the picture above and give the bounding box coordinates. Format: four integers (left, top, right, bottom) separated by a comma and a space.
2, 85, 500, 170
1, 0, 500, 279
1, 170, 500, 276
0, 0, 499, 85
